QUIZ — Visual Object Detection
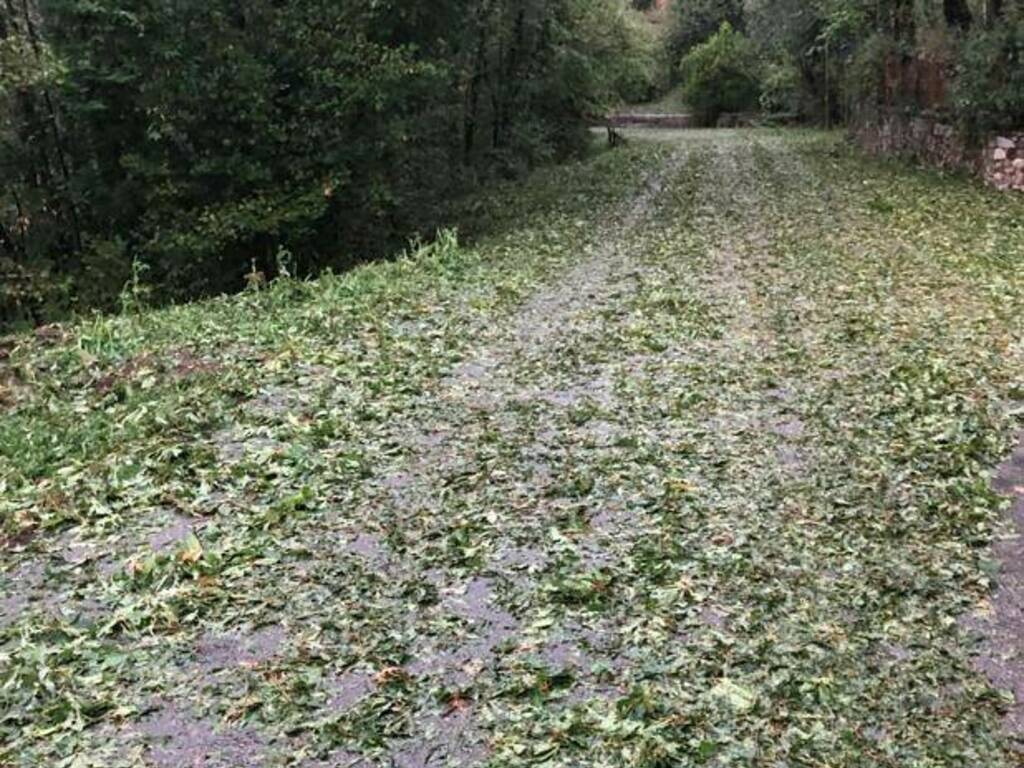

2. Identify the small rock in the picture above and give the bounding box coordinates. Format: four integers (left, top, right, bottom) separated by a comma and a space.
995, 136, 1017, 150
1013, 158, 1024, 170
994, 148, 1008, 161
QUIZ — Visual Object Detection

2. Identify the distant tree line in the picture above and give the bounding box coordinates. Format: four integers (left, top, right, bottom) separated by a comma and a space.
0, 0, 662, 328
670, 0, 1024, 128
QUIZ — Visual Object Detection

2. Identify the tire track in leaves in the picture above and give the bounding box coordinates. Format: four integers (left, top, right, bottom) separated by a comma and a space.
282, 147, 696, 766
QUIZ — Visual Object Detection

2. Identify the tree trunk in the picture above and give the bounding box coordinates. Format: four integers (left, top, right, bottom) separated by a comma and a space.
19, 0, 83, 254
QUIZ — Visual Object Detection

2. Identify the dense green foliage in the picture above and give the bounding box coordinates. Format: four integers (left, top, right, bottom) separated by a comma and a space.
0, 0, 659, 328
951, 10, 1024, 131
679, 22, 761, 124
670, 0, 1024, 130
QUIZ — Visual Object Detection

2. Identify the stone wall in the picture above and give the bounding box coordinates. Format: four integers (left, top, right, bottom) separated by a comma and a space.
854, 109, 1024, 192
986, 135, 1024, 191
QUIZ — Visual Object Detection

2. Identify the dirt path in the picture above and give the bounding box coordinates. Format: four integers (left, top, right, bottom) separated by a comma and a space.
3, 130, 1024, 767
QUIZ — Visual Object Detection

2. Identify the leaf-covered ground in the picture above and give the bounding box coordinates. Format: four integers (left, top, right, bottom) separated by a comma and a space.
2, 130, 1024, 767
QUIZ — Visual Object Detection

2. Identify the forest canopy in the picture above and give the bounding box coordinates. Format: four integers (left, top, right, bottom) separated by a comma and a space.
0, 0, 662, 327
669, 0, 1024, 127
2, 0, 1023, 328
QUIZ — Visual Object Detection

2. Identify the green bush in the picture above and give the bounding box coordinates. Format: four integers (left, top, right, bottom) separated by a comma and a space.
679, 22, 761, 125
610, 6, 671, 104
952, 14, 1024, 135
668, 0, 745, 61
844, 31, 898, 111
758, 57, 802, 114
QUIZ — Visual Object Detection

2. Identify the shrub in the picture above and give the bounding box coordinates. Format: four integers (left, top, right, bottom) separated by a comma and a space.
952, 14, 1024, 135
679, 22, 761, 125
759, 57, 802, 114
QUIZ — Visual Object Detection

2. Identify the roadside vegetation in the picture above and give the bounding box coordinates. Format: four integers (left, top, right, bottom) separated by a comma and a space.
668, 1, 1024, 126
0, 0, 663, 327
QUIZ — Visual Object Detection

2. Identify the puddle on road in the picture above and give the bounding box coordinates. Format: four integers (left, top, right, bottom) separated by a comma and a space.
328, 669, 376, 713
387, 708, 488, 768
346, 532, 391, 565
149, 514, 203, 554
194, 625, 286, 671
408, 577, 521, 687
137, 701, 268, 768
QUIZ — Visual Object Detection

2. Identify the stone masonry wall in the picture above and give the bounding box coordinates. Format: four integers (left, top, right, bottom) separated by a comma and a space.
855, 109, 1024, 192
986, 135, 1024, 191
